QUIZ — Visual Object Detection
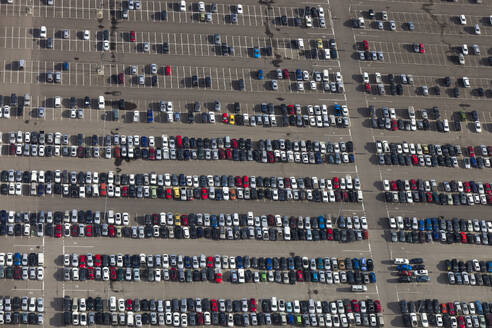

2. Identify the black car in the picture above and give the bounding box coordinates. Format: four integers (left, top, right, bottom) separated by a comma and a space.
162, 42, 169, 53
443, 76, 451, 87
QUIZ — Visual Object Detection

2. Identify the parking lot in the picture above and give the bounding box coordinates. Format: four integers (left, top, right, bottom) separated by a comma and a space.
0, 0, 491, 326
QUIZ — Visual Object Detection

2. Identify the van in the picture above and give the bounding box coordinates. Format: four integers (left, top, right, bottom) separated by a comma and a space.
24, 94, 31, 107
127, 312, 134, 326
271, 297, 278, 312
109, 297, 116, 312
358, 17, 365, 28
37, 253, 44, 266
377, 314, 384, 326
238, 269, 245, 283
18, 60, 25, 70
297, 38, 304, 50
352, 285, 367, 292
72, 297, 79, 311
322, 69, 329, 82
308, 299, 315, 314
54, 96, 61, 108
283, 227, 291, 240
107, 210, 114, 224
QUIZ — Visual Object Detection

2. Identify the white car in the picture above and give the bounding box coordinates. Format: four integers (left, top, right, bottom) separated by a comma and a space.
103, 40, 109, 51
362, 72, 369, 83
474, 24, 480, 35
310, 81, 316, 90
271, 80, 278, 90
98, 96, 105, 109
297, 82, 304, 91
475, 121, 482, 133
198, 1, 205, 12
462, 44, 468, 55
133, 111, 140, 122
40, 26, 47, 38
462, 77, 470, 88
458, 14, 466, 24
180, 0, 186, 11
83, 30, 90, 40
236, 4, 243, 14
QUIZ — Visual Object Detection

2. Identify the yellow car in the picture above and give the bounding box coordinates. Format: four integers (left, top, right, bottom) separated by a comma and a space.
316, 39, 323, 49
229, 114, 235, 125
173, 187, 180, 199
174, 214, 181, 226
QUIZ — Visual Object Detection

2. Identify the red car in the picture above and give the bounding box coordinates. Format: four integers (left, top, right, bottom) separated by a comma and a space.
211, 300, 218, 312
327, 228, 333, 240
332, 177, 340, 189
181, 215, 188, 226
126, 299, 133, 311
234, 176, 242, 187
149, 148, 155, 160
362, 230, 369, 239
201, 188, 208, 200
215, 272, 222, 283
410, 179, 417, 190
467, 146, 475, 157
94, 254, 101, 267
419, 43, 425, 53
447, 302, 455, 315
242, 176, 249, 188
222, 113, 228, 123
351, 300, 360, 312
391, 120, 397, 131
374, 300, 382, 313
463, 182, 471, 193
458, 316, 465, 328
460, 232, 467, 243
226, 149, 232, 160
426, 192, 433, 202
390, 181, 397, 191
176, 135, 182, 148
364, 82, 371, 93
282, 69, 289, 79
110, 267, 117, 281
411, 155, 418, 165
71, 225, 78, 237
287, 105, 294, 115
296, 270, 304, 282
206, 256, 214, 268
108, 225, 115, 237
87, 267, 95, 280
165, 65, 171, 76
114, 146, 121, 159
231, 139, 238, 149
249, 299, 257, 312
55, 224, 62, 238
165, 188, 172, 199
121, 186, 128, 197
362, 40, 369, 51
118, 73, 124, 84
129, 31, 136, 42
79, 255, 86, 268
85, 225, 92, 237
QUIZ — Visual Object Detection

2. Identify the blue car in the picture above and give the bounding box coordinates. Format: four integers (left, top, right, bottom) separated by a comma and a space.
257, 69, 263, 80
287, 314, 295, 325
397, 264, 412, 271
210, 215, 218, 228
416, 275, 429, 282
318, 216, 325, 229
334, 104, 342, 116
311, 271, 319, 282
295, 69, 302, 81
13, 253, 21, 266
141, 136, 148, 147
146, 109, 153, 123
253, 47, 260, 58
266, 258, 273, 270
236, 256, 243, 269
369, 272, 376, 283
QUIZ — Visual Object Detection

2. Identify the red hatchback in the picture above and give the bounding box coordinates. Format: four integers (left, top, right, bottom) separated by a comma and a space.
419, 43, 425, 53
364, 82, 371, 93
362, 40, 369, 51
201, 188, 208, 199
165, 65, 171, 75
55, 224, 62, 238
129, 31, 136, 42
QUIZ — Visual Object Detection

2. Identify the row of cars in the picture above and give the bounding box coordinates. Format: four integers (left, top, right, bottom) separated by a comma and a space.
64, 296, 383, 327
63, 253, 374, 272
447, 271, 492, 286
383, 178, 492, 205
400, 299, 492, 328
391, 228, 492, 245
7, 170, 360, 191
376, 140, 492, 168
6, 141, 355, 164
63, 265, 376, 285
388, 216, 492, 234
3, 222, 368, 242
0, 265, 44, 280
0, 296, 44, 325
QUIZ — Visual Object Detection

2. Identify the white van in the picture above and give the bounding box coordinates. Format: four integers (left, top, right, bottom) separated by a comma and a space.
238, 269, 245, 283
297, 38, 304, 50
271, 297, 278, 312
352, 285, 368, 292
283, 227, 291, 240
107, 210, 115, 224
109, 297, 116, 312
322, 69, 329, 82
127, 312, 134, 326
37, 253, 44, 266
54, 96, 61, 108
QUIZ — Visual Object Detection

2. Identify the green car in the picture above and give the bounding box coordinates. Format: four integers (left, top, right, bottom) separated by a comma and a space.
117, 268, 124, 281
295, 315, 302, 325
151, 186, 157, 199
458, 111, 466, 121
260, 271, 267, 282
